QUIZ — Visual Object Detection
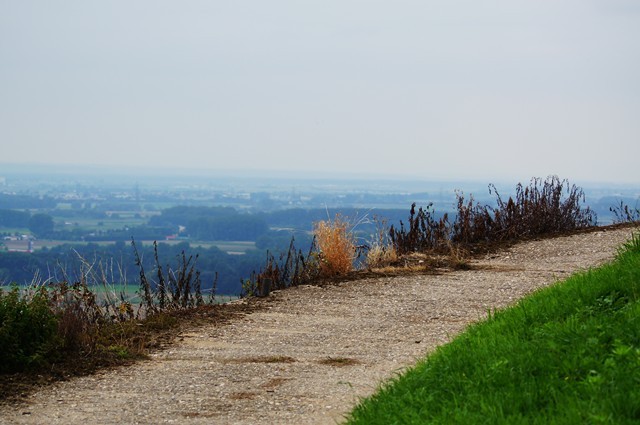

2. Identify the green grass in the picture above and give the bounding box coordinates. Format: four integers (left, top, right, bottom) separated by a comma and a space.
0, 286, 60, 373
347, 233, 640, 424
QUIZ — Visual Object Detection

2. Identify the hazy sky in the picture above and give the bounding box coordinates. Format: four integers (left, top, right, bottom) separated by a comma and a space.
1, 1, 639, 183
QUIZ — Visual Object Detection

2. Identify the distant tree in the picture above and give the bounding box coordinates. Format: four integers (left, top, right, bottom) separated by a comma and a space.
28, 214, 54, 238
0, 209, 30, 228
0, 193, 56, 209
149, 206, 238, 227
187, 215, 268, 241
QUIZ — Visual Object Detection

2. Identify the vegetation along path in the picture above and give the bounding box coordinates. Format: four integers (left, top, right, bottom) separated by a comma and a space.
0, 227, 634, 424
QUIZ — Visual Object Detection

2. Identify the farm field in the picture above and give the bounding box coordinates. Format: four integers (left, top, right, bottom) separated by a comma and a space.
2, 238, 256, 255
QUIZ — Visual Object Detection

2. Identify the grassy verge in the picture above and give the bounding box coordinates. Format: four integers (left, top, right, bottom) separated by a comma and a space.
0, 297, 254, 404
346, 233, 640, 424
0, 238, 242, 403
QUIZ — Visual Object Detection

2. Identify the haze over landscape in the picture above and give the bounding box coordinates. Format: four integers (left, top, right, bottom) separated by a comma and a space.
1, 1, 639, 289
3, 4, 640, 423
1, 0, 639, 183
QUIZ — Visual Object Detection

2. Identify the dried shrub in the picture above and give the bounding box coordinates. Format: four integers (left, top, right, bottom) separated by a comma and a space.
610, 200, 640, 224
131, 239, 208, 312
366, 217, 399, 269
390, 176, 597, 257
450, 192, 494, 247
241, 236, 319, 297
445, 240, 471, 270
479, 176, 596, 242
366, 244, 399, 269
314, 215, 356, 277
50, 281, 102, 354
389, 203, 450, 256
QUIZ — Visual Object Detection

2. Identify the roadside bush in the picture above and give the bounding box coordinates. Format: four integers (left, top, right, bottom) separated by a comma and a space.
0, 240, 225, 376
390, 176, 597, 255
475, 176, 596, 242
314, 215, 356, 277
389, 203, 450, 255
240, 237, 320, 297
0, 286, 60, 373
48, 280, 106, 354
241, 214, 364, 295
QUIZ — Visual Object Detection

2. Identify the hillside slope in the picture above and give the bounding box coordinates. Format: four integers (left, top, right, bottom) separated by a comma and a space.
0, 227, 634, 424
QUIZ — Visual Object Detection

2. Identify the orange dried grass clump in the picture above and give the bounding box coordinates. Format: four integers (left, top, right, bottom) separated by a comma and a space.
313, 215, 355, 277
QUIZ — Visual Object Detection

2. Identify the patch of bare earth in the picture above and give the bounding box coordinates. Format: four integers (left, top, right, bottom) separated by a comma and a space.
0, 227, 634, 424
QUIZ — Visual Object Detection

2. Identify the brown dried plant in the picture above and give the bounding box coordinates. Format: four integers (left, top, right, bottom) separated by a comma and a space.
610, 200, 640, 224
313, 215, 356, 277
390, 176, 597, 256
366, 217, 398, 269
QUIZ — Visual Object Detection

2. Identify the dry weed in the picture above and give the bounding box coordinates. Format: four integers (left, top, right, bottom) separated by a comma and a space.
313, 215, 356, 277
366, 245, 399, 269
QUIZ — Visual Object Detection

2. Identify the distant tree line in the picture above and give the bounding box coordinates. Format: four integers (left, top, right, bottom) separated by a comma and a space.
0, 209, 55, 238
0, 241, 267, 295
0, 209, 30, 228
263, 207, 410, 231
151, 206, 411, 237
149, 206, 237, 226
150, 206, 268, 241
0, 194, 56, 210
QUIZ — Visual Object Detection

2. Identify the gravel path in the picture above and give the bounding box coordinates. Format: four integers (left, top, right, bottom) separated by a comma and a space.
0, 227, 634, 424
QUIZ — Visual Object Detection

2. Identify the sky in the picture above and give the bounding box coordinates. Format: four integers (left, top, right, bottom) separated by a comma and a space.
1, 1, 639, 184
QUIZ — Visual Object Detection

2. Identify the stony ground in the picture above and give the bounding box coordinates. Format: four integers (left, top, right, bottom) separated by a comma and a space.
0, 227, 634, 425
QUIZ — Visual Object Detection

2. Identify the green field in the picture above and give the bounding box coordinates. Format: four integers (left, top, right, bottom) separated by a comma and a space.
3, 238, 255, 254
347, 233, 640, 424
